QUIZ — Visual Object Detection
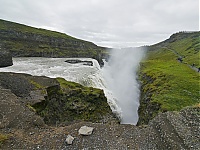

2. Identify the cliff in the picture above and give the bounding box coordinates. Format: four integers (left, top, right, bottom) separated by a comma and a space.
0, 19, 108, 66
0, 31, 199, 149
138, 31, 200, 125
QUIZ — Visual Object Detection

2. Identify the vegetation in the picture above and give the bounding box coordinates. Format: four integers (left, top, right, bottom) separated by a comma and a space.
0, 19, 108, 66
0, 19, 77, 40
32, 77, 114, 125
0, 133, 8, 146
138, 31, 200, 125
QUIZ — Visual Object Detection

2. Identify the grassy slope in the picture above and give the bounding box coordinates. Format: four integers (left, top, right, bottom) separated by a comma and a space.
0, 19, 107, 61
0, 19, 77, 40
138, 32, 200, 125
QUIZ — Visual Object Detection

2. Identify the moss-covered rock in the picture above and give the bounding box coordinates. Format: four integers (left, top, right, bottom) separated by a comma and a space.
32, 78, 116, 125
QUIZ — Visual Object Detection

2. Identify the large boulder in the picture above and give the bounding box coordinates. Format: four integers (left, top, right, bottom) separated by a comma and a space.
32, 78, 119, 125
0, 50, 13, 67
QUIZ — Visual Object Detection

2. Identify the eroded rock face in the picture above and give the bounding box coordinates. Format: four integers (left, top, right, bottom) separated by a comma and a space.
0, 50, 13, 67
0, 87, 45, 129
33, 79, 118, 125
0, 72, 118, 126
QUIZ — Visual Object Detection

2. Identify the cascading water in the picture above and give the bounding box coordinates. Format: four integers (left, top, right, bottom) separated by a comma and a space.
0, 48, 145, 125
102, 48, 145, 124
0, 57, 122, 120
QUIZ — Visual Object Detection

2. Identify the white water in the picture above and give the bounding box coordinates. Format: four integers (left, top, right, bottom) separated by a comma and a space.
0, 57, 122, 119
0, 49, 144, 125
102, 48, 145, 124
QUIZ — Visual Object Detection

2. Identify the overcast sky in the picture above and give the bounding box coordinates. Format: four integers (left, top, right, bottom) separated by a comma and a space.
0, 0, 199, 48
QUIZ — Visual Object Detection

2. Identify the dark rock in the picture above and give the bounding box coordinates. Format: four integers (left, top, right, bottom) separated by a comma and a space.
0, 50, 13, 67
0, 88, 45, 129
65, 59, 93, 66
0, 19, 108, 66
2, 106, 199, 149
0, 72, 34, 97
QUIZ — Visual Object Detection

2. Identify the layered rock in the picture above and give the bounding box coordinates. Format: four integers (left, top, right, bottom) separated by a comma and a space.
0, 72, 118, 126
0, 19, 108, 66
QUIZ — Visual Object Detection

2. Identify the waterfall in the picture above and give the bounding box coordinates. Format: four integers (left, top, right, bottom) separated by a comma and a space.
0, 51, 145, 125
102, 48, 145, 125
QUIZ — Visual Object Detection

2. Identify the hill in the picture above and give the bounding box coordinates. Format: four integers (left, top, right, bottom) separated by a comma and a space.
0, 19, 108, 65
0, 31, 199, 149
138, 31, 200, 125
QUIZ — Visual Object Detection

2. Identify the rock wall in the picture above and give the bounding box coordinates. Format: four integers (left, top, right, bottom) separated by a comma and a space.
0, 72, 118, 127
0, 19, 108, 66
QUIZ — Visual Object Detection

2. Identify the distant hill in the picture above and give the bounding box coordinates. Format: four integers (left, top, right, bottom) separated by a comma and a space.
138, 31, 200, 125
0, 19, 108, 65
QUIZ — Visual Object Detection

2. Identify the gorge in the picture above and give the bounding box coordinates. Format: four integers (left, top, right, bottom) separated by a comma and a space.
0, 50, 144, 125
0, 19, 199, 149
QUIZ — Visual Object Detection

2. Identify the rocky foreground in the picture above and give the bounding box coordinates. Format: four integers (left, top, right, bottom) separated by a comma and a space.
0, 72, 199, 149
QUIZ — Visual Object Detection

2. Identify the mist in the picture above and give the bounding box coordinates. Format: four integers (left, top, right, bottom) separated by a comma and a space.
102, 47, 145, 125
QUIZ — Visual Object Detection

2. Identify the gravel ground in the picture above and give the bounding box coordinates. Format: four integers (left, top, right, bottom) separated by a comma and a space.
0, 72, 199, 149
1, 106, 199, 150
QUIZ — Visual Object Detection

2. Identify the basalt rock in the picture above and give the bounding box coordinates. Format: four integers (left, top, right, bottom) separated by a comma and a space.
0, 19, 108, 66
65, 59, 93, 66
0, 50, 13, 67
32, 78, 118, 125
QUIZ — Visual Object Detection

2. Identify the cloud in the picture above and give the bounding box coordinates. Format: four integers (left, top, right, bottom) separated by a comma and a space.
0, 0, 199, 48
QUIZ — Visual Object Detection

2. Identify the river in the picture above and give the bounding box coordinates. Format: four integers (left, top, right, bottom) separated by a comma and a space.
0, 48, 144, 125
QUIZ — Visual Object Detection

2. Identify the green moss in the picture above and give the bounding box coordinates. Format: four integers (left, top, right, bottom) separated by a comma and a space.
32, 78, 112, 125
0, 19, 108, 61
29, 80, 45, 89
0, 133, 8, 146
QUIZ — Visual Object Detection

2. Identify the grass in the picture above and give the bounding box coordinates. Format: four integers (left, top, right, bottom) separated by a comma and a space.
32, 77, 112, 125
0, 19, 75, 40
0, 19, 107, 61
141, 59, 199, 111
138, 32, 200, 124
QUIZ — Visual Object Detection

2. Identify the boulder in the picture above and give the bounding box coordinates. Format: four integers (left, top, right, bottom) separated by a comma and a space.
0, 50, 13, 67
78, 126, 94, 135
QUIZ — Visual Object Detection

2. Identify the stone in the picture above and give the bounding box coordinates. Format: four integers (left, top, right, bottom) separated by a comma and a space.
65, 135, 74, 145
0, 49, 13, 67
78, 126, 94, 135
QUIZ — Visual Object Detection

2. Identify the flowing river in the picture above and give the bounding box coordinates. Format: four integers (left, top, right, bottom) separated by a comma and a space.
0, 48, 144, 125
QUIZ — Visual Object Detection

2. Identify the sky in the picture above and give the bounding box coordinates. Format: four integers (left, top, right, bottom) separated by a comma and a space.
0, 0, 199, 48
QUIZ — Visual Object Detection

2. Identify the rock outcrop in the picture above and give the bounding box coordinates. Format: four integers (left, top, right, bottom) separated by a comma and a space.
0, 72, 118, 126
33, 78, 118, 125
0, 72, 199, 149
1, 106, 199, 149
0, 49, 13, 67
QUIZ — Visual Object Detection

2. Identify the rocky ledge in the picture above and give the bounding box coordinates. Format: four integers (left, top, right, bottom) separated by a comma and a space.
0, 49, 13, 67
0, 72, 199, 149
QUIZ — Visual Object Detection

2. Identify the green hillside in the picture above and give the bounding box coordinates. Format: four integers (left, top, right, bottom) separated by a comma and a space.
0, 19, 107, 65
138, 31, 200, 125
